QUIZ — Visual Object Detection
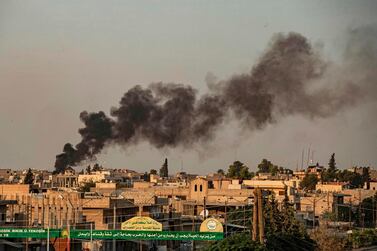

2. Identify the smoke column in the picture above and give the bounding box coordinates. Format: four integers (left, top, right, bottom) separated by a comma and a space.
54, 28, 377, 173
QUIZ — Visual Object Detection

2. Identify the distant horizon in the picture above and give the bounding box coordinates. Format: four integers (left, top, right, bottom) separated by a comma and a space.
1, 152, 373, 175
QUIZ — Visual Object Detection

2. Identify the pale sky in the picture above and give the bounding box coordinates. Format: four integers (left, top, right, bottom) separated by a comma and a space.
0, 0, 376, 174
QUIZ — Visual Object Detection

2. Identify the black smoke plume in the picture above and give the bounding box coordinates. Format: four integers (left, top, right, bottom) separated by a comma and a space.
54, 29, 377, 173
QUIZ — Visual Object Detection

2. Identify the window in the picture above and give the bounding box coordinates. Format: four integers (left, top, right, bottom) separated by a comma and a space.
200, 185, 203, 192
194, 185, 197, 192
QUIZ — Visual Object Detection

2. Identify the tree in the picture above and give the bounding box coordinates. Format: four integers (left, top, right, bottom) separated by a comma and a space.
310, 226, 347, 251
143, 172, 150, 182
257, 159, 291, 175
265, 198, 315, 251
218, 196, 315, 251
240, 166, 253, 179
337, 170, 363, 188
159, 158, 168, 178
86, 165, 92, 174
257, 159, 274, 173
217, 169, 225, 176
150, 169, 157, 175
300, 174, 319, 191
79, 180, 96, 193
329, 153, 336, 171
24, 168, 34, 185
92, 163, 102, 172
226, 161, 253, 179
362, 167, 370, 185
322, 153, 338, 182
357, 192, 377, 228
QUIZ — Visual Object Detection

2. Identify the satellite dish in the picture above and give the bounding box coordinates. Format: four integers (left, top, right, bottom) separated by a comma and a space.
199, 209, 209, 218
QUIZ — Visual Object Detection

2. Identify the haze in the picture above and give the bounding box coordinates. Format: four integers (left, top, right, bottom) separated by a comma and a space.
0, 0, 376, 174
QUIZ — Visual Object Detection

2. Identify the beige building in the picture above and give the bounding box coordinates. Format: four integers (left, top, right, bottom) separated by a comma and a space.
316, 182, 349, 193
78, 170, 111, 185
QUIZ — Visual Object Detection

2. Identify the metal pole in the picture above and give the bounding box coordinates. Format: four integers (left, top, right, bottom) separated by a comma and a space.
113, 204, 116, 251
252, 189, 258, 242
203, 197, 206, 220
67, 222, 70, 251
243, 205, 246, 232
225, 200, 227, 237
90, 223, 93, 250
257, 189, 264, 245
26, 198, 29, 251
313, 192, 316, 228
47, 226, 50, 251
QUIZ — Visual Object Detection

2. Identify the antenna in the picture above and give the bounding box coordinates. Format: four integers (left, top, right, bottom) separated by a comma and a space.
306, 145, 311, 167
301, 148, 304, 170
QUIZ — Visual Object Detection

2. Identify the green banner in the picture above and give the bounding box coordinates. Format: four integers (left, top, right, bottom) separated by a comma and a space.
70, 230, 223, 241
0, 228, 223, 241
0, 228, 60, 239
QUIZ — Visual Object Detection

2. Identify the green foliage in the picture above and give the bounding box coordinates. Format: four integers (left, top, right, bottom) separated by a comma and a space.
321, 153, 367, 186
24, 168, 34, 185
264, 198, 315, 251
322, 153, 338, 182
204, 232, 266, 251
349, 229, 377, 249
160, 158, 169, 178
257, 159, 277, 174
266, 234, 316, 251
265, 198, 307, 239
311, 227, 347, 251
143, 172, 150, 182
217, 169, 225, 176
257, 159, 292, 175
86, 165, 92, 174
226, 161, 254, 179
357, 192, 377, 227
337, 170, 364, 188
228, 205, 252, 228
300, 173, 319, 191
328, 153, 336, 171
218, 197, 314, 251
150, 169, 157, 175
92, 163, 103, 171
321, 153, 369, 187
79, 180, 96, 193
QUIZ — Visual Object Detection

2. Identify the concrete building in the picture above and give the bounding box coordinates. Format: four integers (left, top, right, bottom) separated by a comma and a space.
316, 182, 349, 193
78, 170, 111, 185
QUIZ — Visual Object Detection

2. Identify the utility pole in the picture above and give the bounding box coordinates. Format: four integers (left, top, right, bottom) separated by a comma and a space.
26, 198, 29, 251
335, 198, 338, 222
113, 204, 116, 251
313, 192, 316, 228
257, 189, 264, 245
168, 203, 173, 251
47, 226, 50, 251
373, 196, 375, 228
243, 205, 246, 232
203, 197, 206, 220
67, 222, 70, 251
359, 189, 362, 227
252, 189, 258, 242
90, 223, 93, 251
349, 201, 352, 228
224, 199, 227, 237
